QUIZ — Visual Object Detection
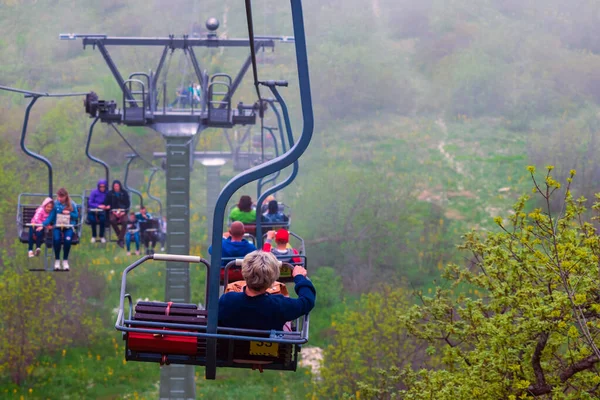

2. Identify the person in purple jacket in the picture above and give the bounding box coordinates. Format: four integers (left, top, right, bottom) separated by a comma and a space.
88, 179, 108, 243
218, 250, 316, 331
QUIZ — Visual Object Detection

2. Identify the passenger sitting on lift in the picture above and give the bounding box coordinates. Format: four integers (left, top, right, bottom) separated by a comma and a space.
88, 179, 108, 244
218, 251, 316, 331
125, 212, 141, 256
42, 188, 78, 271
229, 195, 256, 224
27, 197, 54, 258
170, 86, 190, 108
103, 180, 130, 248
136, 206, 157, 254
208, 221, 257, 266
263, 229, 301, 264
192, 83, 201, 106
262, 200, 289, 224
260, 195, 276, 214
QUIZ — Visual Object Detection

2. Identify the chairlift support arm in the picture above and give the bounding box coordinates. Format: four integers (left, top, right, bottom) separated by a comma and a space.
205, 0, 314, 380
124, 155, 144, 208
85, 116, 110, 183
257, 99, 288, 198
0, 85, 88, 197
20, 97, 53, 197
256, 127, 281, 197
256, 87, 299, 247
146, 168, 163, 217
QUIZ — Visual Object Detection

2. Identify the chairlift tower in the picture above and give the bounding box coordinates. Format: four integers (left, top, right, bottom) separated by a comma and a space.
62, 19, 289, 400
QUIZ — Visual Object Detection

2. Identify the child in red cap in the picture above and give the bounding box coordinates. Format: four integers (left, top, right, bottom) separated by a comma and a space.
263, 229, 302, 264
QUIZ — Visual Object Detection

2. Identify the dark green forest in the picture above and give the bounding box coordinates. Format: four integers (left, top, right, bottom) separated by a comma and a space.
2, 0, 600, 399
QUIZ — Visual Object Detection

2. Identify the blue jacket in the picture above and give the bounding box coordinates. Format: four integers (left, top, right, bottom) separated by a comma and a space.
218, 275, 316, 331
262, 212, 289, 223
135, 212, 153, 222
208, 237, 257, 266
88, 179, 108, 209
43, 199, 79, 227
126, 219, 140, 233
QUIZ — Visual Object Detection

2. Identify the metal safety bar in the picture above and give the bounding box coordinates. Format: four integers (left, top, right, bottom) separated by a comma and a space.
221, 258, 307, 288
255, 86, 299, 247
115, 255, 309, 345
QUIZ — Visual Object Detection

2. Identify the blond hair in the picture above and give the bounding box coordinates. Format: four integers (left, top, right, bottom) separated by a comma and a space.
241, 251, 280, 292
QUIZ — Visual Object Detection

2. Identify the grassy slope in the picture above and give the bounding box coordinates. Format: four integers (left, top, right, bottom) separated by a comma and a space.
0, 1, 545, 398
0, 113, 533, 399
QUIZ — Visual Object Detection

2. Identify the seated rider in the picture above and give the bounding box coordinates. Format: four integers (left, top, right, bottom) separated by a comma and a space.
27, 197, 54, 258
262, 199, 289, 224
103, 180, 130, 248
260, 195, 276, 214
229, 195, 256, 224
125, 212, 141, 256
136, 206, 157, 254
263, 229, 301, 264
88, 179, 108, 244
42, 188, 78, 271
218, 250, 316, 331
208, 221, 257, 266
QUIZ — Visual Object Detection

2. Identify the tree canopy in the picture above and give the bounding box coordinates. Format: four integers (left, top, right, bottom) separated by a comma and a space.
321, 168, 600, 399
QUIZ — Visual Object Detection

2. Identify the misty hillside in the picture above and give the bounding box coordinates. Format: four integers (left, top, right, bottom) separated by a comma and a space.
1, 0, 600, 398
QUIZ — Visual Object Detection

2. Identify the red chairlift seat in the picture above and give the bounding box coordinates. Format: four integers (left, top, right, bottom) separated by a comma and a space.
117, 255, 307, 372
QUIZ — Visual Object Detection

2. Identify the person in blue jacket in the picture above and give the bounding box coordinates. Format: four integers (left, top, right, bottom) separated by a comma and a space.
262, 199, 289, 224
208, 221, 257, 266
88, 179, 108, 243
218, 250, 316, 331
43, 187, 79, 271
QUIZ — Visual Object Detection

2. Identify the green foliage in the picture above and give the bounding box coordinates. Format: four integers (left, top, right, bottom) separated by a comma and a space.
374, 169, 600, 399
305, 266, 345, 347
527, 106, 600, 210
317, 286, 428, 399
0, 245, 103, 386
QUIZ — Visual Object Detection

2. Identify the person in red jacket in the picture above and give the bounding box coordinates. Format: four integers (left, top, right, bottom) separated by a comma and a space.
263, 229, 302, 264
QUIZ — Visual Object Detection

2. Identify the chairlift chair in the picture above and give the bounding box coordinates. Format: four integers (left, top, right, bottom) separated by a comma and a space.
18, 193, 84, 272
227, 202, 291, 236
82, 188, 115, 243
116, 255, 309, 370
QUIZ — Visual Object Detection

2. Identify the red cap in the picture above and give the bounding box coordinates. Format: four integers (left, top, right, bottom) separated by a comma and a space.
275, 229, 289, 243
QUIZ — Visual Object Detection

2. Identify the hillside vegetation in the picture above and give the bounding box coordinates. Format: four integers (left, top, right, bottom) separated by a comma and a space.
1, 0, 600, 398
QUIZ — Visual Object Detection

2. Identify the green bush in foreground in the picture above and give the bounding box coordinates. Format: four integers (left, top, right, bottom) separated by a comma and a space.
321, 167, 600, 399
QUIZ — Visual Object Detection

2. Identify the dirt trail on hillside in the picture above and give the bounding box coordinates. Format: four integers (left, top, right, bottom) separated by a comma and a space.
436, 118, 466, 177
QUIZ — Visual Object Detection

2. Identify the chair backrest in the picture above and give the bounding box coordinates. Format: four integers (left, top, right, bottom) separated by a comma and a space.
22, 206, 38, 225
139, 219, 159, 232
18, 206, 39, 243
